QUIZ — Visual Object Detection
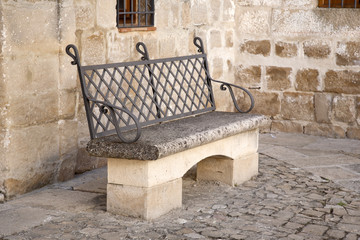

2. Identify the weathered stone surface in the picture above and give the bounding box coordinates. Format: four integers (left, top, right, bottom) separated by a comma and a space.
211, 58, 223, 79
332, 95, 356, 123
106, 31, 132, 63
346, 127, 360, 140
59, 54, 78, 90
236, 9, 271, 35
281, 92, 314, 121
295, 69, 319, 92
240, 40, 271, 56
181, 1, 191, 27
223, 0, 235, 22
226, 30, 234, 47
210, 30, 222, 48
284, 0, 317, 8
87, 112, 268, 160
159, 36, 176, 58
336, 41, 360, 66
81, 31, 106, 65
59, 90, 76, 119
59, 120, 78, 156
234, 65, 261, 87
209, 0, 221, 22
96, 0, 116, 29
271, 121, 303, 134
191, 0, 208, 25
315, 93, 332, 123
74, 0, 95, 30
2, 1, 59, 54
304, 123, 346, 138
357, 97, 360, 126
266, 67, 292, 91
5, 123, 59, 197
236, 90, 280, 116
303, 40, 331, 59
75, 148, 107, 174
107, 178, 182, 220
5, 54, 59, 96
58, 3, 76, 45
301, 224, 328, 235
324, 70, 360, 94
272, 9, 360, 37
8, 91, 59, 127
275, 41, 298, 58
57, 154, 77, 182
237, 0, 282, 7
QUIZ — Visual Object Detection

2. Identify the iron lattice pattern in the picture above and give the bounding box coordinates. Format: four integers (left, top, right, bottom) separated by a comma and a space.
318, 0, 360, 8
81, 55, 215, 138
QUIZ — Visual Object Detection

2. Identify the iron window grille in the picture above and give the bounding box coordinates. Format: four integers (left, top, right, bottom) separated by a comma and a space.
116, 0, 155, 28
319, 0, 360, 8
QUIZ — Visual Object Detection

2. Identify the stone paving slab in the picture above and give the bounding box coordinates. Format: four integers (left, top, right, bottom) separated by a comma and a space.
0, 133, 360, 240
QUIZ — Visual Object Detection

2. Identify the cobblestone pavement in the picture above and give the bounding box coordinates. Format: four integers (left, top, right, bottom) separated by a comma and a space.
1, 133, 360, 240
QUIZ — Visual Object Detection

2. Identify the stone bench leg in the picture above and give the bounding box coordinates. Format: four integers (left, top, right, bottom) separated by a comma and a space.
197, 153, 259, 186
107, 178, 182, 220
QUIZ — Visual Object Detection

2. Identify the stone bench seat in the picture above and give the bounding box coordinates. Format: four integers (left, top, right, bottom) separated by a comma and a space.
87, 112, 267, 160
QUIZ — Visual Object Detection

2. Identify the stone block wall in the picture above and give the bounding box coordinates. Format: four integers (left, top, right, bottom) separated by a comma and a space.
235, 0, 360, 139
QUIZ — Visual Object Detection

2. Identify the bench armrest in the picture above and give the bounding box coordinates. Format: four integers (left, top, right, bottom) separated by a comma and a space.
87, 98, 141, 143
210, 78, 255, 113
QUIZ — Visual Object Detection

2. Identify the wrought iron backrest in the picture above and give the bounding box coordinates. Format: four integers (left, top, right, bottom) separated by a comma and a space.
66, 37, 216, 142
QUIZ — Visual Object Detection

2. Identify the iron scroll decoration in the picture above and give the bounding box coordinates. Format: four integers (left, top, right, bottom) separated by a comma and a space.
193, 37, 255, 113
65, 44, 142, 143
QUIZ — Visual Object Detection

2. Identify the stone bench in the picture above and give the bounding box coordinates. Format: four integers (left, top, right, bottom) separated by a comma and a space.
66, 37, 269, 219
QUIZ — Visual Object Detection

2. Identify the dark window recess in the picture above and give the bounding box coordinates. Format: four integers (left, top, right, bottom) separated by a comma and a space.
117, 0, 155, 28
319, 0, 360, 8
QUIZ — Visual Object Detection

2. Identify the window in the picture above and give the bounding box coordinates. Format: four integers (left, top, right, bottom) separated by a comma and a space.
116, 0, 155, 29
319, 0, 360, 8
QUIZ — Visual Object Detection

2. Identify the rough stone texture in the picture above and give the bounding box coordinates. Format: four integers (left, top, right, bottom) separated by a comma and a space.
336, 41, 360, 66
107, 179, 182, 220
4, 123, 59, 198
96, 0, 116, 29
295, 69, 319, 92
81, 31, 106, 65
236, 90, 280, 116
236, 8, 271, 36
275, 41, 298, 58
304, 123, 346, 138
281, 92, 314, 121
303, 40, 331, 59
272, 9, 360, 37
191, 0, 208, 25
266, 67, 292, 91
357, 97, 360, 126
226, 30, 234, 47
210, 30, 222, 48
240, 40, 271, 56
324, 70, 360, 95
211, 58, 223, 79
315, 93, 332, 124
333, 96, 356, 123
87, 112, 268, 160
75, 148, 107, 174
234, 65, 261, 87
271, 120, 303, 134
